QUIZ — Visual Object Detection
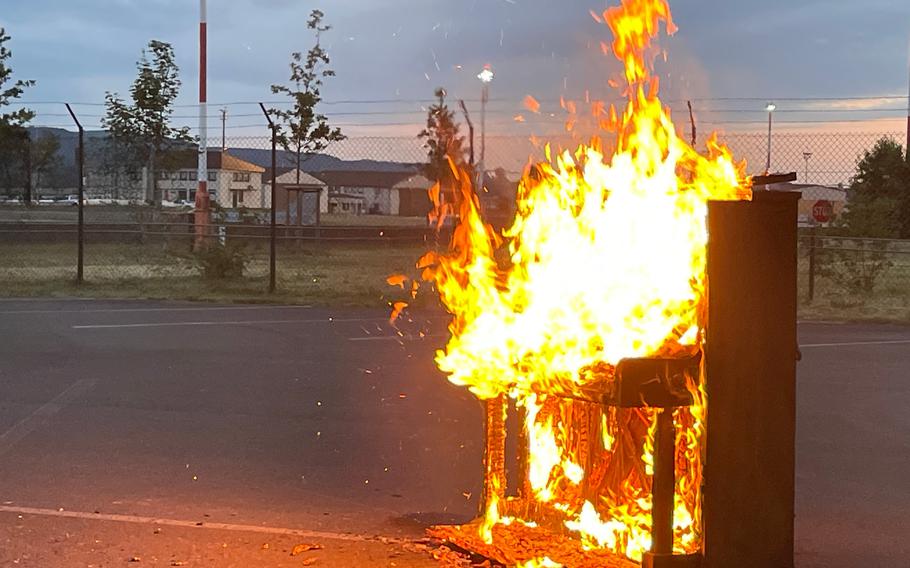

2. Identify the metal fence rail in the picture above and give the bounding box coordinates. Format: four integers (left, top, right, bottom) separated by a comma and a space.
799, 234, 910, 314
1, 127, 908, 314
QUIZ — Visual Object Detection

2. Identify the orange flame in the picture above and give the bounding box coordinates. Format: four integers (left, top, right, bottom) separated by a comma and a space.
397, 0, 751, 562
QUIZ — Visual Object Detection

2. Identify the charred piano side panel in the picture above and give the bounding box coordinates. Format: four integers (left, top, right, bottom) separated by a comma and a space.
704, 191, 800, 568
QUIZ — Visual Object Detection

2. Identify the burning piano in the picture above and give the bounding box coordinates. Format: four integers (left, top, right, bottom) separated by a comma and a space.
393, 0, 799, 566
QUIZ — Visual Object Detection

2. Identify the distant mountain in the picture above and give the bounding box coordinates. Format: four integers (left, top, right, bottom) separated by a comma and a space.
26, 127, 420, 174
226, 147, 420, 173
28, 127, 109, 168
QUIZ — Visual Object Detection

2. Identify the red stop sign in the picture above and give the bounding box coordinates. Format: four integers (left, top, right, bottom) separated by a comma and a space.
812, 200, 833, 223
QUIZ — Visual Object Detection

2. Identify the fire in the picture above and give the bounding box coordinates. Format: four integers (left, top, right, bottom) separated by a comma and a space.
397, 0, 751, 563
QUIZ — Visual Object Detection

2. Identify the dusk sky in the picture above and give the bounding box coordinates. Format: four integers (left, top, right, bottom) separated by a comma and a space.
2, 0, 909, 137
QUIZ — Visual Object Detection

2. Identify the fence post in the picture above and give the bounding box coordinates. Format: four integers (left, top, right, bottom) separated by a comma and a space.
21, 128, 32, 205
65, 104, 85, 285
260, 103, 277, 294
807, 225, 816, 303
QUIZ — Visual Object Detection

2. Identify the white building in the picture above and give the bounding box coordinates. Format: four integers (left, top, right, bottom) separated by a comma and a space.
263, 168, 329, 224
768, 183, 848, 226
160, 151, 265, 208
314, 170, 424, 216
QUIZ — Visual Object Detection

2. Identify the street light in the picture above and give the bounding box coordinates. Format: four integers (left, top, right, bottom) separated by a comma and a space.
477, 66, 494, 84
765, 102, 776, 174
477, 64, 493, 189
802, 151, 813, 184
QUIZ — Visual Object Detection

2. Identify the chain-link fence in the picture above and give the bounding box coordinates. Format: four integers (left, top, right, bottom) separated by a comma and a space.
798, 233, 910, 318
1, 126, 908, 314
0, 203, 439, 304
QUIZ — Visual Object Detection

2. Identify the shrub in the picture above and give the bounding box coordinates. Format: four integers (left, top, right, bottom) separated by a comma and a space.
192, 242, 247, 280
816, 238, 892, 297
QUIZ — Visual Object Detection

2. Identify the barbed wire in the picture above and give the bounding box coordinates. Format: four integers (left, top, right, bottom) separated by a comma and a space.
13, 93, 910, 107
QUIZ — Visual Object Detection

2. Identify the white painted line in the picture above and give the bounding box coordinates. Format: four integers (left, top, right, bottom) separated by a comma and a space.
348, 334, 447, 342
0, 298, 97, 303
72, 317, 396, 330
0, 505, 404, 543
0, 305, 313, 315
802, 339, 910, 348
0, 379, 97, 457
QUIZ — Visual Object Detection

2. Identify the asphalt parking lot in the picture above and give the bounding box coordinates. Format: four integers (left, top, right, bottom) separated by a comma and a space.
0, 298, 908, 567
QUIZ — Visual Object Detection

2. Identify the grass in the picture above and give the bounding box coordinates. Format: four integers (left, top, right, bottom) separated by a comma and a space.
319, 214, 428, 227
0, 241, 431, 307
797, 256, 910, 322
0, 206, 429, 227
2, 241, 909, 322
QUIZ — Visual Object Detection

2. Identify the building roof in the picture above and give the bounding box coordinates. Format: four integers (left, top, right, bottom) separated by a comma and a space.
263, 167, 326, 187
767, 183, 848, 200
172, 150, 264, 173
312, 170, 417, 189
392, 174, 435, 190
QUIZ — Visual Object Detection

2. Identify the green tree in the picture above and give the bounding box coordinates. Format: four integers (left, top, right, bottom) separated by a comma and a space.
29, 133, 60, 191
418, 88, 468, 198
90, 137, 140, 199
0, 28, 35, 199
269, 10, 344, 184
102, 40, 190, 204
842, 138, 910, 238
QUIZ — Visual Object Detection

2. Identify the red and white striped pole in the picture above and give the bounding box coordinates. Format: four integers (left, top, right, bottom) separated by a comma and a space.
194, 0, 210, 247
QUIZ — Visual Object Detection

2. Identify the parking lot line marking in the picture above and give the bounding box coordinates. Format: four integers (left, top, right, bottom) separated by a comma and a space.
802, 339, 910, 348
72, 317, 396, 330
348, 334, 447, 342
0, 305, 313, 315
0, 505, 404, 543
0, 379, 97, 457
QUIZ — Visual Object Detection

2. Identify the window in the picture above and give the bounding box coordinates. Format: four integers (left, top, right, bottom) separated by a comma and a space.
158, 171, 170, 180
207, 171, 217, 182
232, 172, 251, 183
179, 171, 191, 181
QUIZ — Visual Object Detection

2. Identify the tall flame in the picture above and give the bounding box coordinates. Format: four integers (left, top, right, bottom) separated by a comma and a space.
399, 0, 751, 562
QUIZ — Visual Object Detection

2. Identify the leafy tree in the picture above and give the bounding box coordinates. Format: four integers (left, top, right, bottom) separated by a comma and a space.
0, 28, 33, 128
29, 133, 60, 191
269, 10, 344, 184
814, 137, 907, 301
102, 40, 191, 204
0, 28, 34, 199
842, 138, 910, 238
90, 137, 140, 199
418, 88, 468, 198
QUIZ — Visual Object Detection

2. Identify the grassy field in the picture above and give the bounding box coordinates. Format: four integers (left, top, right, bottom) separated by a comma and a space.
0, 241, 429, 307
1, 240, 908, 321
796, 249, 910, 322
0, 206, 428, 227
320, 214, 427, 227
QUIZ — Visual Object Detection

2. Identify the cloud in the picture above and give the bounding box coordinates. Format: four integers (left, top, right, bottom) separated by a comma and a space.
3, 0, 908, 137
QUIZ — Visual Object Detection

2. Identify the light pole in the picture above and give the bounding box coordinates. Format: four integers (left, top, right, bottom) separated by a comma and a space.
802, 151, 812, 184
477, 64, 494, 189
765, 102, 776, 174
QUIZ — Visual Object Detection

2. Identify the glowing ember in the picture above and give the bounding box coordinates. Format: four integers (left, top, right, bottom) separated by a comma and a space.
396, 0, 751, 563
